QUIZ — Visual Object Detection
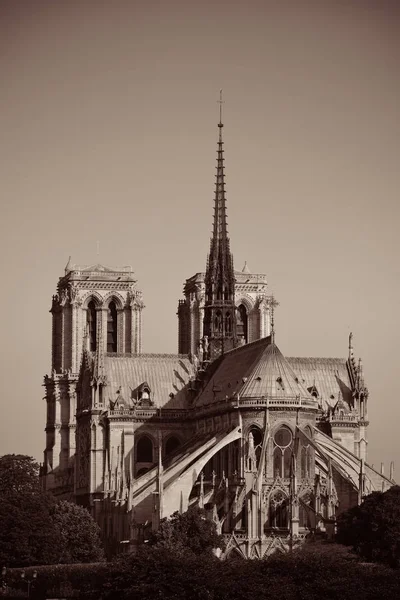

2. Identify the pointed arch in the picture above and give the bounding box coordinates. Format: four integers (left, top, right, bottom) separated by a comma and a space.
87, 300, 97, 351
82, 292, 103, 308
269, 489, 289, 529
136, 434, 154, 463
101, 291, 125, 310
165, 435, 181, 456
273, 426, 293, 478
236, 304, 248, 343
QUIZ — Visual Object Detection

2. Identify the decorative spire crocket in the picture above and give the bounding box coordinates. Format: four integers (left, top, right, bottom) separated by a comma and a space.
203, 91, 237, 361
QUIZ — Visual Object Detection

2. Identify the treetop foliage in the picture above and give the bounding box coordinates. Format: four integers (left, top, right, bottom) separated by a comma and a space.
0, 454, 40, 495
0, 454, 104, 567
146, 506, 225, 556
337, 485, 400, 568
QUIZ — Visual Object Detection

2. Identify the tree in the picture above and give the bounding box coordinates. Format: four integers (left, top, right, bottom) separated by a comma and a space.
0, 454, 104, 566
0, 489, 59, 567
336, 485, 400, 568
146, 506, 225, 556
0, 454, 40, 495
51, 501, 105, 563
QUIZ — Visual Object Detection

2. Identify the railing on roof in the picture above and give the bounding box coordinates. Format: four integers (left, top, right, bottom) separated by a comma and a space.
196, 395, 317, 415
109, 407, 190, 420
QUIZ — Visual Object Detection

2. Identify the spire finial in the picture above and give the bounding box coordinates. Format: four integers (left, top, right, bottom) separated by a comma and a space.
349, 331, 354, 358
270, 294, 276, 344
217, 89, 224, 127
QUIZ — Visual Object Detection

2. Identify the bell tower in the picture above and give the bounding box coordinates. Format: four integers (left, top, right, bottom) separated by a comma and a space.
42, 260, 144, 496
202, 92, 237, 361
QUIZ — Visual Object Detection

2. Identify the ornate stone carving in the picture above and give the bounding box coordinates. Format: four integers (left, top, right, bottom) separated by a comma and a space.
77, 422, 90, 488
59, 288, 68, 307
69, 284, 82, 307
128, 287, 145, 309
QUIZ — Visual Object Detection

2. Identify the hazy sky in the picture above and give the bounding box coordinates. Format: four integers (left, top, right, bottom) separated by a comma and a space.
0, 0, 399, 473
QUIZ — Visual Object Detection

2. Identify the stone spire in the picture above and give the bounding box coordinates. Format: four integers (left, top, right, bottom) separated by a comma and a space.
203, 91, 237, 361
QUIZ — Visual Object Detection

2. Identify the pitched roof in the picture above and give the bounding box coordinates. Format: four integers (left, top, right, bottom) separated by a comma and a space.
286, 357, 352, 410
104, 354, 195, 409
195, 337, 270, 407
195, 337, 316, 407
239, 343, 315, 401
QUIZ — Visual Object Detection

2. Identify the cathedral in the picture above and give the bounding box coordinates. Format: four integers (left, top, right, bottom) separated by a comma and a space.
41, 106, 394, 559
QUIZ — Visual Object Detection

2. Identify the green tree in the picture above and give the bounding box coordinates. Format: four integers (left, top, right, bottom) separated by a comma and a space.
336, 485, 400, 568
51, 501, 105, 564
146, 506, 225, 556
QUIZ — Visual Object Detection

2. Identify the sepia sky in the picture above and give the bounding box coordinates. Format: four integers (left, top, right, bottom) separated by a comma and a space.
0, 0, 399, 473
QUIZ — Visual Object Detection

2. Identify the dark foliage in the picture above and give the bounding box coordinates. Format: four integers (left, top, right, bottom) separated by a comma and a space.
4, 543, 400, 600
146, 506, 225, 556
337, 485, 400, 568
0, 454, 104, 568
51, 501, 105, 564
0, 490, 59, 567
0, 455, 41, 495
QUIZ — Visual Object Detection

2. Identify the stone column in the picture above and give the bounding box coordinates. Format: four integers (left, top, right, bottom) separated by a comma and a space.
117, 308, 124, 353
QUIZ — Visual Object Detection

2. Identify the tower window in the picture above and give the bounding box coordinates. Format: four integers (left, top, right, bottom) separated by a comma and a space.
236, 304, 248, 343
107, 301, 117, 353
87, 301, 97, 351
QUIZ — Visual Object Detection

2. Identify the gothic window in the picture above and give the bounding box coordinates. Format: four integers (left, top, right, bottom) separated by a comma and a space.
299, 493, 313, 529
165, 436, 181, 456
107, 301, 118, 353
225, 311, 232, 334
236, 304, 248, 343
136, 435, 153, 463
87, 301, 97, 351
214, 311, 222, 333
273, 427, 293, 478
269, 491, 289, 528
249, 426, 263, 465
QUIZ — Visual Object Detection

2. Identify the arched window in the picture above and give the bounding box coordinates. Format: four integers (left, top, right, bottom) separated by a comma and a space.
214, 311, 222, 333
87, 301, 97, 351
165, 436, 181, 456
269, 491, 289, 528
107, 301, 117, 353
273, 427, 293, 478
299, 493, 313, 529
249, 426, 263, 465
236, 304, 248, 343
225, 311, 232, 334
136, 435, 153, 463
